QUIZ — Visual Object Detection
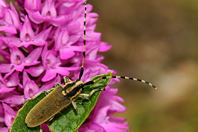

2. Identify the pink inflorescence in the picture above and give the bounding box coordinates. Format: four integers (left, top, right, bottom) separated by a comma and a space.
0, 0, 129, 131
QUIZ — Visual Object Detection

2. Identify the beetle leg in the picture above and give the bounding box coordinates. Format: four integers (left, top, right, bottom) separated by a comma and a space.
48, 116, 54, 122
55, 76, 71, 87
22, 99, 29, 105
55, 82, 63, 87
29, 90, 48, 99
22, 90, 49, 105
44, 90, 49, 95
78, 88, 104, 98
31, 90, 49, 99
71, 100, 78, 111
63, 76, 71, 83
76, 101, 83, 105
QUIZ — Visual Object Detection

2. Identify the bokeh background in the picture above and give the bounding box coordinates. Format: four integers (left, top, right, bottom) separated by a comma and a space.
89, 0, 198, 132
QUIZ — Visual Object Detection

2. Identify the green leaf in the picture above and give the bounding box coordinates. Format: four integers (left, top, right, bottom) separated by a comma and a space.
10, 89, 54, 132
10, 72, 112, 132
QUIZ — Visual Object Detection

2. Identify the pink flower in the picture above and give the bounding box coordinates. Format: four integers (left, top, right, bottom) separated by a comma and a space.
54, 27, 84, 60
23, 71, 40, 99
24, 0, 42, 11
26, 0, 68, 26
41, 46, 79, 82
79, 87, 129, 132
0, 3, 20, 34
2, 103, 17, 129
0, 0, 129, 131
0, 47, 42, 78
9, 17, 51, 48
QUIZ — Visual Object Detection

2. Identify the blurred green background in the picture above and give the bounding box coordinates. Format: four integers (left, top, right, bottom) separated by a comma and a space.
89, 0, 198, 132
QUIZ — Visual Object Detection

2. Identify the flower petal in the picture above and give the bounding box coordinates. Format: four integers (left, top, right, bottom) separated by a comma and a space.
25, 0, 42, 11
1, 95, 25, 105
41, 69, 58, 82
20, 16, 34, 42
0, 84, 15, 94
24, 80, 39, 98
3, 103, 16, 129
6, 71, 19, 87
0, 64, 13, 73
25, 65, 44, 77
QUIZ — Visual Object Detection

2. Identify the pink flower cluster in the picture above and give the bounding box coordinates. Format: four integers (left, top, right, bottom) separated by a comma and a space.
0, 0, 129, 131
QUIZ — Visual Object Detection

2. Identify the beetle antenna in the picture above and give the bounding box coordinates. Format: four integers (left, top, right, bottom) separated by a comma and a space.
79, 2, 87, 80
84, 75, 157, 89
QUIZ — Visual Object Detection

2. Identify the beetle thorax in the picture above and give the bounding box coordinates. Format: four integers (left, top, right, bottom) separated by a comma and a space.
62, 80, 84, 99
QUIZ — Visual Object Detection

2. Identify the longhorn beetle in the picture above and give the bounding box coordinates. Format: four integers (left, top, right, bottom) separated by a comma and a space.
25, 2, 157, 128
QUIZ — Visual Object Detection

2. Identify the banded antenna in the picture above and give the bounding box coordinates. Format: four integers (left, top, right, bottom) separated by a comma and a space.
80, 2, 157, 90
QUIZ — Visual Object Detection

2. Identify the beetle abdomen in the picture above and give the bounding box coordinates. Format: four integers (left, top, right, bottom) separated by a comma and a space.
25, 86, 71, 127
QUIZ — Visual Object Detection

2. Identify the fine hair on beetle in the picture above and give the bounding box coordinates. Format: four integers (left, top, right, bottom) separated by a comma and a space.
25, 2, 157, 128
